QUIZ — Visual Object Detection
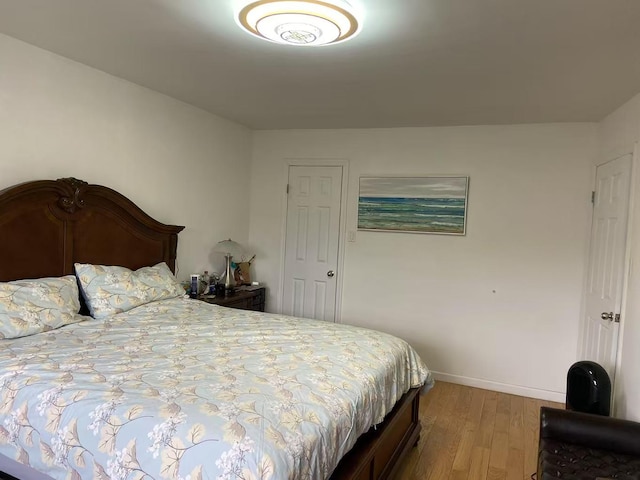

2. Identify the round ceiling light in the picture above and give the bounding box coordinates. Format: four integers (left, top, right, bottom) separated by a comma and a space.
237, 0, 361, 47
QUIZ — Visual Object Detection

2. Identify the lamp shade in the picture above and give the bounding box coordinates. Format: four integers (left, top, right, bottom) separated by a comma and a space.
213, 239, 245, 259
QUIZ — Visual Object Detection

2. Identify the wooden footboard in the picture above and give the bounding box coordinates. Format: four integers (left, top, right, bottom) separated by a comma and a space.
330, 388, 421, 480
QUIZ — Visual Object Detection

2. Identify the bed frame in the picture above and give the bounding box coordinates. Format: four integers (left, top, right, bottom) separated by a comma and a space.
0, 177, 421, 480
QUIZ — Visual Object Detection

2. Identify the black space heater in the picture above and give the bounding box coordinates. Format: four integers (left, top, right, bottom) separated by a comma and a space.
566, 361, 611, 416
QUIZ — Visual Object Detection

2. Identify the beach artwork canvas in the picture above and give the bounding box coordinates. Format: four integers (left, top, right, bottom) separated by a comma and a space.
358, 176, 469, 235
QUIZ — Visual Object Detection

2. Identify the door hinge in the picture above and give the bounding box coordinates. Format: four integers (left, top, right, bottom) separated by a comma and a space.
591, 191, 595, 204
615, 313, 621, 323
286, 184, 290, 194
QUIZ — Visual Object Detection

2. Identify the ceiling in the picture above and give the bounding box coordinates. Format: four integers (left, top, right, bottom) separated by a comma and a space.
1, 0, 639, 130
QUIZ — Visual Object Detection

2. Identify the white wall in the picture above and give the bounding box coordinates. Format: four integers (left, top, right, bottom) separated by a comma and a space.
598, 92, 640, 421
0, 34, 252, 280
249, 124, 597, 400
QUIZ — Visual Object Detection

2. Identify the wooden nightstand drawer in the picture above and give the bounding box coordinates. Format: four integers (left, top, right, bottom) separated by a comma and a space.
198, 287, 265, 312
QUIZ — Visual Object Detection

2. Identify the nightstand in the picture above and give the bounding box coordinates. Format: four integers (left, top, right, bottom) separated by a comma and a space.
198, 286, 265, 312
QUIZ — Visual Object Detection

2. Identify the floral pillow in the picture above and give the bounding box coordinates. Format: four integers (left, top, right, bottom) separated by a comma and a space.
0, 275, 83, 339
75, 262, 184, 319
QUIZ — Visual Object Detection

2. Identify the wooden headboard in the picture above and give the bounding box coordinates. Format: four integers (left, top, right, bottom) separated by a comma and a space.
0, 177, 184, 282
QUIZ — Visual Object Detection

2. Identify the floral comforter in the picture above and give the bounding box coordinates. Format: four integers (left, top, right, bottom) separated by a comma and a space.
0, 297, 432, 480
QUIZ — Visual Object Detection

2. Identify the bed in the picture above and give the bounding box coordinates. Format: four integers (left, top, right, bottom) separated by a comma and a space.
0, 177, 432, 480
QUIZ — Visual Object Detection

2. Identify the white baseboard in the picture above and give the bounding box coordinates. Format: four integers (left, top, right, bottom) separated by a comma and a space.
431, 371, 566, 403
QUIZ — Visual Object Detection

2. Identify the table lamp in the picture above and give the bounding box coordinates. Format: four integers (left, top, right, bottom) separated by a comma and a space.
213, 238, 244, 290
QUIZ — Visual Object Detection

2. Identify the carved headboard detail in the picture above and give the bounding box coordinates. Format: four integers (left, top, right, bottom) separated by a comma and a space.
0, 177, 184, 282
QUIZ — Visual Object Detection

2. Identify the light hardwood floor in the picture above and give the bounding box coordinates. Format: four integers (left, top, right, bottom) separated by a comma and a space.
394, 381, 563, 480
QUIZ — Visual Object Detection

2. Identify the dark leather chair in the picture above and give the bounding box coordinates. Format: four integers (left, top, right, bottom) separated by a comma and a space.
538, 407, 640, 480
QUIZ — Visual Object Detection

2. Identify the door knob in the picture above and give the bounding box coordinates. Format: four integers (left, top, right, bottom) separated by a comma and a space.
327, 270, 335, 277
601, 312, 614, 321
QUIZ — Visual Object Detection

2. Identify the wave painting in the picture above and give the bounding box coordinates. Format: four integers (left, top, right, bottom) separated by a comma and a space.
358, 177, 469, 235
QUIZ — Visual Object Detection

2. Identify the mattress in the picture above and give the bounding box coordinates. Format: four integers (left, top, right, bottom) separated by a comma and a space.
0, 297, 431, 479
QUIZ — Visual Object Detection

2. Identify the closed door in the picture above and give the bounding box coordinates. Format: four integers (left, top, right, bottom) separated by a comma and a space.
282, 165, 343, 321
580, 154, 632, 379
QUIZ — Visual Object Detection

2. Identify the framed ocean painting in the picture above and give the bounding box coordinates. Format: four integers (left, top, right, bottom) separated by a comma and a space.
358, 176, 469, 235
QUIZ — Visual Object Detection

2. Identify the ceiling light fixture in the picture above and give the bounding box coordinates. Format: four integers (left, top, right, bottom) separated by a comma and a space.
237, 0, 361, 47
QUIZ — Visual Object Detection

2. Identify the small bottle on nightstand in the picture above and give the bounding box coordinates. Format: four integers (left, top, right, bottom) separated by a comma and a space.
190, 274, 199, 299
202, 271, 211, 293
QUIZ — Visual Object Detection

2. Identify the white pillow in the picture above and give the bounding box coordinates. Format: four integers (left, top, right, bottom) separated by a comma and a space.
75, 262, 184, 319
0, 275, 83, 339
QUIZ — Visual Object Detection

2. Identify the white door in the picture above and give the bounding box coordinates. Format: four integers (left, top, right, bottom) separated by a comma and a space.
282, 165, 343, 321
580, 154, 632, 379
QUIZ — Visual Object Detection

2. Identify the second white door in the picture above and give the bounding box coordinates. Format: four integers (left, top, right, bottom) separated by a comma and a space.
282, 165, 343, 321
580, 154, 632, 380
